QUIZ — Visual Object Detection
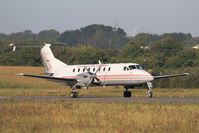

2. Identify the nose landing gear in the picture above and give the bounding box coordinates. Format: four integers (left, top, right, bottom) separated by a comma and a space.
147, 82, 153, 98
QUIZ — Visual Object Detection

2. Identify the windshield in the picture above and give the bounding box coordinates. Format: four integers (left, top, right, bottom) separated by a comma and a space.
136, 65, 142, 70
128, 65, 142, 70
129, 65, 137, 70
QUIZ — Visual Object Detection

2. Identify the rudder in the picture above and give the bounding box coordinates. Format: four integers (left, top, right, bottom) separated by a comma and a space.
40, 43, 67, 74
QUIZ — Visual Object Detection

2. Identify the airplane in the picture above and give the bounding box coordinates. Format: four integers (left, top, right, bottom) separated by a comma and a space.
18, 43, 189, 98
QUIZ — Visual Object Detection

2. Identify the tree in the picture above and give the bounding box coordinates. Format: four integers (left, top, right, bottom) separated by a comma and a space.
59, 30, 81, 46
151, 36, 183, 57
167, 49, 197, 68
59, 24, 128, 49
37, 29, 60, 42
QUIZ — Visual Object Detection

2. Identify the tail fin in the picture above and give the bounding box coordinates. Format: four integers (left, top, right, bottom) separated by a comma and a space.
40, 44, 67, 74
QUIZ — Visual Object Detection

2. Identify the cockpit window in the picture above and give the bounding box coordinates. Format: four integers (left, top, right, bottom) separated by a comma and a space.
129, 65, 143, 70
136, 65, 142, 70
129, 65, 137, 70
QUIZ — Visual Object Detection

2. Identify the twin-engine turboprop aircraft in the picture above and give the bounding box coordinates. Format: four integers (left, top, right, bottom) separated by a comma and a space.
18, 43, 189, 98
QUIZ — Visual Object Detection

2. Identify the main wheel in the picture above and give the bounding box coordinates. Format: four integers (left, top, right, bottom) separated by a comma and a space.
70, 91, 78, 98
147, 91, 153, 98
123, 91, 131, 97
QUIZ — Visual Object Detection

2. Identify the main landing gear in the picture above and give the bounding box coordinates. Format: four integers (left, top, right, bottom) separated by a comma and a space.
70, 86, 78, 98
123, 88, 132, 98
70, 91, 78, 98
123, 86, 132, 98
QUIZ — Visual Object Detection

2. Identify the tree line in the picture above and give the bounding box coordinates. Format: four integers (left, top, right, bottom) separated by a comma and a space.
0, 24, 199, 88
0, 24, 128, 49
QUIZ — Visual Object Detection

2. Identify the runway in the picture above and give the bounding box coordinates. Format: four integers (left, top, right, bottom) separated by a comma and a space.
0, 96, 199, 104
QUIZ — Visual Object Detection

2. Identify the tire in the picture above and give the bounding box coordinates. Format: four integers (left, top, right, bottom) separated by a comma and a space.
123, 91, 131, 98
127, 91, 131, 97
71, 92, 78, 98
148, 92, 153, 98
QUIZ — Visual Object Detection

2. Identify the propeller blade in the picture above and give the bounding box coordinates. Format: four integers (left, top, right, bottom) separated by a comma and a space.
84, 60, 103, 87
84, 67, 93, 75
85, 77, 94, 88
95, 77, 103, 85
95, 61, 102, 74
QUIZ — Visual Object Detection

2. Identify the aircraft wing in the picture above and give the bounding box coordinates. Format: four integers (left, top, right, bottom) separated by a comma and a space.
18, 73, 77, 86
153, 73, 189, 79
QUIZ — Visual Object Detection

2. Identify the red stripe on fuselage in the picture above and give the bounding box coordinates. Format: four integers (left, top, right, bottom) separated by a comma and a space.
62, 74, 152, 81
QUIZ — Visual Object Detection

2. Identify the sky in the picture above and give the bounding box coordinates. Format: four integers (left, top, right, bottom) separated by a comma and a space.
0, 0, 199, 36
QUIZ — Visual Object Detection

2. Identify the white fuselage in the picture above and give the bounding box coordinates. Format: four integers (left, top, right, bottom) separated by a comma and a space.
53, 63, 154, 86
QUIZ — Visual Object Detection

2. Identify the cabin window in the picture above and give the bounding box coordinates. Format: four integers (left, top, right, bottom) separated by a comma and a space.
83, 68, 85, 72
93, 68, 95, 72
108, 67, 111, 71
88, 68, 90, 71
73, 68, 75, 72
123, 66, 129, 71
78, 68, 80, 72
103, 67, 106, 71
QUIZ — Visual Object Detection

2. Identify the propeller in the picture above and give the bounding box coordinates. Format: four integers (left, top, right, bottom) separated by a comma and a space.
84, 60, 103, 88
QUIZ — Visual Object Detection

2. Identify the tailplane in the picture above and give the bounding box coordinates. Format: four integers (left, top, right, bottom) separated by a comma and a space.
40, 43, 67, 74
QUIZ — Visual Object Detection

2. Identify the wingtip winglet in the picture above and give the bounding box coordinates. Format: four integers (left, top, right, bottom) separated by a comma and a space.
184, 73, 190, 76
17, 73, 24, 76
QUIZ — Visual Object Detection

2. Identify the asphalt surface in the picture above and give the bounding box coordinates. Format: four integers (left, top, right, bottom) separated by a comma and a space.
0, 96, 199, 104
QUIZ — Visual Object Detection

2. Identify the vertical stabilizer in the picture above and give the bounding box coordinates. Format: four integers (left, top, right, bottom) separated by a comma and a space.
40, 44, 67, 74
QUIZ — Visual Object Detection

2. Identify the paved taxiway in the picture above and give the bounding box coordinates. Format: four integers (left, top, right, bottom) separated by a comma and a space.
0, 96, 199, 104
